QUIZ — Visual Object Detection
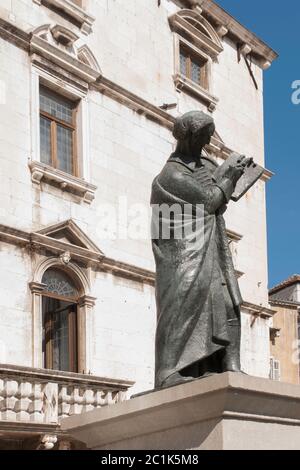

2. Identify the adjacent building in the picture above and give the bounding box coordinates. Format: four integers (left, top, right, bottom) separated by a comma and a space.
0, 0, 277, 449
269, 275, 300, 385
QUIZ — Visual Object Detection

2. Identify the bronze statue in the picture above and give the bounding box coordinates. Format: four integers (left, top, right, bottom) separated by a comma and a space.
151, 111, 253, 389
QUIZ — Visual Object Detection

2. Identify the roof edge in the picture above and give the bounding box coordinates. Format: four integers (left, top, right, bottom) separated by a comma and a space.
181, 0, 278, 66
269, 275, 300, 295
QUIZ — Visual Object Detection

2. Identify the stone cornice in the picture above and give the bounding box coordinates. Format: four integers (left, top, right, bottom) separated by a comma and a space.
33, 0, 95, 35
0, 18, 30, 51
269, 298, 300, 310
30, 35, 101, 84
0, 224, 273, 313
242, 301, 275, 319
0, 224, 155, 286
0, 18, 273, 183
226, 229, 243, 243
92, 76, 174, 130
183, 0, 278, 67
29, 161, 97, 203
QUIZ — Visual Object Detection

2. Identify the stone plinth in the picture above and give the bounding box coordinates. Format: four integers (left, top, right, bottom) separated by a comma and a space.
61, 373, 300, 450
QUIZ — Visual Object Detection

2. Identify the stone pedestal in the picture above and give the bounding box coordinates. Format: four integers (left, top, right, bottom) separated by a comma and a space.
61, 373, 300, 450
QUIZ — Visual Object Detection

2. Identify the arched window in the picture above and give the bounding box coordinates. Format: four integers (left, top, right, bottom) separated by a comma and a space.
42, 268, 79, 372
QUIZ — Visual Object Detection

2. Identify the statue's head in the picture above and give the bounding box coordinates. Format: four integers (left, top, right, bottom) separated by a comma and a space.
173, 111, 215, 158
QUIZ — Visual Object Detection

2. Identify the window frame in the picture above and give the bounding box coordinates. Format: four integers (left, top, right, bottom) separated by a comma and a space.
43, 294, 78, 373
270, 357, 281, 381
179, 44, 209, 90
40, 86, 79, 177
29, 66, 97, 203
173, 34, 218, 112
42, 268, 80, 373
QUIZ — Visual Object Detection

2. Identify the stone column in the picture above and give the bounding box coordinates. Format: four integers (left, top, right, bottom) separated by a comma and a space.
29, 281, 47, 369
78, 295, 96, 374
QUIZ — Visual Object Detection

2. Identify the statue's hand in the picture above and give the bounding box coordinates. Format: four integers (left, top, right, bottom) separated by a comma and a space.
225, 156, 253, 184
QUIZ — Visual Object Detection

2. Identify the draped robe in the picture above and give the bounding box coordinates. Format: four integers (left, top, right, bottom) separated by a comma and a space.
151, 153, 243, 388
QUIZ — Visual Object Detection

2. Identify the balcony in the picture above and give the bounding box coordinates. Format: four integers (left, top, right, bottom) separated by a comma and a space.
0, 364, 133, 450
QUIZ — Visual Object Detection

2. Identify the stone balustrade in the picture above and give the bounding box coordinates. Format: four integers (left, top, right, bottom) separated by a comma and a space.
0, 364, 133, 426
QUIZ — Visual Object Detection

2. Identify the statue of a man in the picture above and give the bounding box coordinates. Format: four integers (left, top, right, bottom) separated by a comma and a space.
151, 111, 251, 389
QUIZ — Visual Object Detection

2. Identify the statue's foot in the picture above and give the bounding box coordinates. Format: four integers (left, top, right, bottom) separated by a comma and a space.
161, 372, 195, 389
200, 371, 216, 378
222, 361, 247, 374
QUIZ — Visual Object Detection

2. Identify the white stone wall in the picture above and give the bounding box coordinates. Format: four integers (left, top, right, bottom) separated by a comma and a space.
241, 311, 272, 378
90, 272, 156, 396
0, 244, 32, 367
0, 0, 273, 391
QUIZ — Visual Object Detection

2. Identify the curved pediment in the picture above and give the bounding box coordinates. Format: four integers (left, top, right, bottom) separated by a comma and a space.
30, 23, 101, 82
169, 9, 223, 58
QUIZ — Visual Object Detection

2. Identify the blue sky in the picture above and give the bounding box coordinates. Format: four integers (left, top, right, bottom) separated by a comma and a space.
216, 0, 299, 288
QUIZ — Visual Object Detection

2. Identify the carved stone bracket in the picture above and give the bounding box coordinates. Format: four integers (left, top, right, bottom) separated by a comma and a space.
173, 73, 218, 112
29, 161, 97, 204
78, 295, 96, 308
29, 281, 47, 294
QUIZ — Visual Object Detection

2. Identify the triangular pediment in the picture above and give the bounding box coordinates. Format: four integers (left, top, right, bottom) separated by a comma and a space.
36, 219, 103, 255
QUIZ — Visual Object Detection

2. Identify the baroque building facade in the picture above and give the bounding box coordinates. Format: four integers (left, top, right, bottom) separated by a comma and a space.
0, 0, 277, 449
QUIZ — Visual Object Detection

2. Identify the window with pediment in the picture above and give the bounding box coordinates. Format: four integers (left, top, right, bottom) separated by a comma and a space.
29, 24, 100, 203
169, 9, 223, 111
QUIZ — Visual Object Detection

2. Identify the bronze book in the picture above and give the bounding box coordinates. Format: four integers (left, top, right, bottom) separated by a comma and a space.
214, 153, 264, 202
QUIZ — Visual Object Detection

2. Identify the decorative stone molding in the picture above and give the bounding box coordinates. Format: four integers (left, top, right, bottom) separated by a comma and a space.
0, 364, 133, 428
239, 43, 252, 56
173, 72, 218, 112
33, 255, 92, 293
0, 221, 271, 291
0, 18, 275, 180
216, 25, 228, 38
0, 18, 30, 51
37, 434, 58, 450
32, 0, 95, 36
37, 219, 102, 253
29, 281, 47, 294
78, 295, 96, 308
269, 298, 300, 309
261, 60, 272, 71
29, 24, 101, 86
226, 229, 243, 243
242, 301, 275, 319
59, 251, 71, 265
169, 9, 224, 59
50, 24, 79, 47
0, 222, 155, 286
181, 0, 278, 67
29, 161, 97, 204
